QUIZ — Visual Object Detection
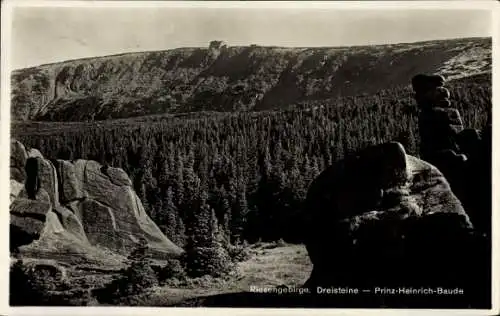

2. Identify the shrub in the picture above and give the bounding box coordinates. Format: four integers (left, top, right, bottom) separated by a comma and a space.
10, 259, 38, 306
10, 259, 70, 306
276, 238, 287, 247
155, 259, 186, 285
227, 242, 251, 262
45, 288, 99, 306
94, 238, 158, 305
184, 245, 234, 278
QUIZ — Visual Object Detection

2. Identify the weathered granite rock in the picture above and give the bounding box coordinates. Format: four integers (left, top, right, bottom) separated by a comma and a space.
10, 179, 24, 202
53, 206, 88, 242
75, 198, 125, 251
105, 166, 132, 187
303, 142, 482, 290
10, 139, 183, 267
10, 168, 26, 186
27, 148, 44, 159
70, 159, 183, 257
18, 186, 51, 203
34, 157, 60, 207
55, 160, 85, 203
11, 196, 52, 218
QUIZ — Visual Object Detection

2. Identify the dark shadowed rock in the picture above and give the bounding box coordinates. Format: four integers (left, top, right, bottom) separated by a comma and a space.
302, 142, 487, 304
10, 217, 47, 253
11, 215, 48, 242
456, 128, 482, 159
418, 108, 464, 162
413, 73, 491, 237
10, 139, 28, 183
24, 157, 40, 200
10, 188, 52, 252
411, 74, 445, 92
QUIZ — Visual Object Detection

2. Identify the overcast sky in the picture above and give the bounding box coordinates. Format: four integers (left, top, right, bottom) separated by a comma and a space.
10, 6, 492, 70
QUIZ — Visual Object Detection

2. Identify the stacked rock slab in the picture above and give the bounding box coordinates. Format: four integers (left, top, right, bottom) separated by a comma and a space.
10, 139, 183, 266
303, 141, 489, 306
413, 74, 464, 162
413, 74, 491, 236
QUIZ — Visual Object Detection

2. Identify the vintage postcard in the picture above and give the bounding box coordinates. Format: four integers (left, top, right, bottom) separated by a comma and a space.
1, 1, 498, 315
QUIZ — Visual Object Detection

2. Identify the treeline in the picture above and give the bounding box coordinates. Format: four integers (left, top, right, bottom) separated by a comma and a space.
13, 81, 491, 245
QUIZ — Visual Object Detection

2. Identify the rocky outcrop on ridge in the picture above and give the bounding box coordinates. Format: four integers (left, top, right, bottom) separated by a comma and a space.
10, 139, 183, 266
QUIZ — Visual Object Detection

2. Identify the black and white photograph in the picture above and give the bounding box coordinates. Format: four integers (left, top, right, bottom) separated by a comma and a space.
1, 1, 498, 314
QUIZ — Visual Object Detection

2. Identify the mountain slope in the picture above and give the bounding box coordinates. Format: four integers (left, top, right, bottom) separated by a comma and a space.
11, 37, 491, 122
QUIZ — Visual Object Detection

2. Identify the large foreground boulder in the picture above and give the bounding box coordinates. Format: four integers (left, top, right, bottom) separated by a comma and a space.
303, 142, 490, 303
10, 140, 183, 267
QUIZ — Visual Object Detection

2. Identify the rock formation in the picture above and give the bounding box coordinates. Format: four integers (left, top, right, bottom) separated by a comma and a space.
302, 74, 491, 307
414, 74, 491, 236
208, 40, 228, 59
10, 139, 183, 267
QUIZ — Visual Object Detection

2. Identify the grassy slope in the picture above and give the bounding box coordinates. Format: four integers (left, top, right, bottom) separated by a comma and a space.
145, 243, 311, 306
37, 242, 310, 306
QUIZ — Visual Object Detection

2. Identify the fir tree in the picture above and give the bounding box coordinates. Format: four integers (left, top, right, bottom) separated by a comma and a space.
184, 189, 232, 277
231, 183, 249, 243
163, 187, 178, 240
100, 237, 158, 303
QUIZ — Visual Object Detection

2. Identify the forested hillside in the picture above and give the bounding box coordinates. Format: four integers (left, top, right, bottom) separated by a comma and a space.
12, 74, 491, 244
11, 37, 490, 121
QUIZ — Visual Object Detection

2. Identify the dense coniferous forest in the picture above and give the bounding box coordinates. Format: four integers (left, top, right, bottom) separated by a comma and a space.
12, 76, 491, 246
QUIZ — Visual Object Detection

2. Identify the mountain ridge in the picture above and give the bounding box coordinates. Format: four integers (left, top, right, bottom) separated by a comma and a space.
14, 36, 488, 71
11, 37, 491, 121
